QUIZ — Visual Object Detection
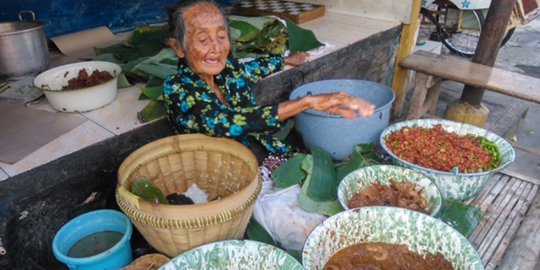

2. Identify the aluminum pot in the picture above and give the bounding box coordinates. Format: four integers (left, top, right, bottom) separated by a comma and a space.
0, 10, 49, 78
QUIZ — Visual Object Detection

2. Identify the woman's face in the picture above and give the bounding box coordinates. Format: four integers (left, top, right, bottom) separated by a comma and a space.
179, 3, 230, 77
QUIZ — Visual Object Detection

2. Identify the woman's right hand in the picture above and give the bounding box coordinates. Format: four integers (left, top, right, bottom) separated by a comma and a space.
309, 91, 375, 119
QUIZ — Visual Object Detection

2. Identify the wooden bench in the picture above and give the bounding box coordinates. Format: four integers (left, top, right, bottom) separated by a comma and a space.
399, 50, 540, 119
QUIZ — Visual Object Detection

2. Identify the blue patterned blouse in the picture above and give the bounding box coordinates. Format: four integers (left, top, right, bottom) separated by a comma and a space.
162, 55, 290, 154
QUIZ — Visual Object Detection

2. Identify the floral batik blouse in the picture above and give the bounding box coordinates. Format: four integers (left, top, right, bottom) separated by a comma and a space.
162, 55, 290, 154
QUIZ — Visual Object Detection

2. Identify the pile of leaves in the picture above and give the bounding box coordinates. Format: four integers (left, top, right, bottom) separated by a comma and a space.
271, 144, 380, 216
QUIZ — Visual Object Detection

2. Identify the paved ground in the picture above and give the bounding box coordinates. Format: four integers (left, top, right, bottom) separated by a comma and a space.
438, 18, 540, 184
414, 16, 540, 269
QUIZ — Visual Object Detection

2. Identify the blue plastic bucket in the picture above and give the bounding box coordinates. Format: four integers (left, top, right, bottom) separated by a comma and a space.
52, 209, 133, 270
289, 80, 395, 160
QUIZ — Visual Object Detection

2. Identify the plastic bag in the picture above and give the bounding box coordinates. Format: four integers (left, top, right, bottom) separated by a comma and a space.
253, 184, 326, 251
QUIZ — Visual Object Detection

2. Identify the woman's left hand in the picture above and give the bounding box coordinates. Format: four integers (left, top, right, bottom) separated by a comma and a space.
284, 52, 309, 66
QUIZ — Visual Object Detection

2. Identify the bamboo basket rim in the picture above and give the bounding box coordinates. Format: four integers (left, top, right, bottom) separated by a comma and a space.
116, 134, 261, 229
115, 176, 260, 229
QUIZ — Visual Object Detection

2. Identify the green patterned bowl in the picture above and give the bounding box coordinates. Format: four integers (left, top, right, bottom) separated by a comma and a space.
337, 165, 443, 216
302, 207, 484, 270
380, 119, 515, 200
159, 240, 303, 270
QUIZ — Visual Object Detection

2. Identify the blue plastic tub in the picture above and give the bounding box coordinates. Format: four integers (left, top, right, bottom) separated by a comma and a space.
289, 80, 395, 160
52, 209, 133, 270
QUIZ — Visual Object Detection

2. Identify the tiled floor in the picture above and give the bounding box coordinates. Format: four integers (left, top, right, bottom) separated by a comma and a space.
0, 11, 401, 180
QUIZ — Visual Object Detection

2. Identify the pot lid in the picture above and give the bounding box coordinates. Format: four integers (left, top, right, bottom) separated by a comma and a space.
0, 21, 45, 36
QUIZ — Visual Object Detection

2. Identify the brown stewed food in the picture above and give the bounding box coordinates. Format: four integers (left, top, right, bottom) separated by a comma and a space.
324, 242, 454, 270
62, 69, 113, 90
348, 179, 427, 213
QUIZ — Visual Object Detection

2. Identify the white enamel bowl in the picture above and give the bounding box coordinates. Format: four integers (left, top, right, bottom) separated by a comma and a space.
34, 61, 121, 112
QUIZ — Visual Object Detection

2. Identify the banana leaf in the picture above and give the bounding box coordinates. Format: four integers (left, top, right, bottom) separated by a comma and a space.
298, 179, 342, 216
245, 218, 276, 246
130, 48, 177, 79
116, 73, 132, 88
228, 15, 276, 30
230, 20, 260, 42
437, 200, 483, 237
335, 144, 380, 182
305, 147, 338, 201
140, 77, 164, 101
286, 18, 323, 52
132, 63, 176, 80
94, 43, 143, 62
126, 25, 169, 57
271, 154, 307, 188
273, 119, 294, 141
138, 100, 167, 123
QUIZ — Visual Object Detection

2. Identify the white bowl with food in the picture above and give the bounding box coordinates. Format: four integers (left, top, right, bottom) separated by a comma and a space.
380, 119, 515, 200
302, 207, 484, 270
337, 165, 443, 216
34, 61, 121, 112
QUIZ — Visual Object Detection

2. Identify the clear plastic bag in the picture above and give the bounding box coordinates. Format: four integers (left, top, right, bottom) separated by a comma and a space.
253, 183, 326, 251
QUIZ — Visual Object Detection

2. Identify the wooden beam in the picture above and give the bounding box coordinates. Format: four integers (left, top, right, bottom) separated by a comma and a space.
391, 0, 421, 117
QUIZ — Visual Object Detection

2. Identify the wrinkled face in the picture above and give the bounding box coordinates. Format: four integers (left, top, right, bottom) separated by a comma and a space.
177, 3, 230, 77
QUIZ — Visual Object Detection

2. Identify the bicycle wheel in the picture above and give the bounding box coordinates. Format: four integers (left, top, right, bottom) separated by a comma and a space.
443, 9, 516, 58
442, 9, 484, 57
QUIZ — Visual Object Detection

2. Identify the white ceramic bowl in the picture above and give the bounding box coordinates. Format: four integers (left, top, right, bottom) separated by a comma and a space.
34, 61, 121, 112
158, 240, 303, 270
302, 207, 484, 270
380, 119, 515, 200
337, 165, 443, 216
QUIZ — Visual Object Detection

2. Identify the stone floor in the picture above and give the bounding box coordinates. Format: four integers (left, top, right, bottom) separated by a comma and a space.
413, 17, 540, 270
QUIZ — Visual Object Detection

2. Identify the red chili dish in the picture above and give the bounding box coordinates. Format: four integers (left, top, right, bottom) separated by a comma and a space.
385, 124, 496, 173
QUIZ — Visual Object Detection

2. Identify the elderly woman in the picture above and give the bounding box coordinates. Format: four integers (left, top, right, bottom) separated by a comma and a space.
163, 0, 375, 155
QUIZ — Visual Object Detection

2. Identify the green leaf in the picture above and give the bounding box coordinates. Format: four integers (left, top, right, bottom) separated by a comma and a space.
228, 15, 276, 31
230, 20, 261, 42
245, 218, 276, 246
271, 154, 307, 188
140, 77, 164, 100
336, 144, 380, 182
130, 48, 178, 79
286, 18, 323, 52
116, 73, 132, 88
273, 119, 294, 141
298, 191, 342, 216
437, 200, 483, 237
305, 147, 338, 202
137, 100, 167, 123
133, 63, 176, 80
127, 25, 168, 48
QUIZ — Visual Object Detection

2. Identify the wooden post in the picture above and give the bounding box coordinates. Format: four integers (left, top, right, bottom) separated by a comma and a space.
460, 0, 518, 105
391, 0, 422, 117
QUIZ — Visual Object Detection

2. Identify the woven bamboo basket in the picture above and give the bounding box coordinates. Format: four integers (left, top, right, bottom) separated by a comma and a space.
116, 134, 261, 257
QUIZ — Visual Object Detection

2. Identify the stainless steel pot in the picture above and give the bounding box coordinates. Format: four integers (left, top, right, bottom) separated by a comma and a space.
0, 10, 49, 78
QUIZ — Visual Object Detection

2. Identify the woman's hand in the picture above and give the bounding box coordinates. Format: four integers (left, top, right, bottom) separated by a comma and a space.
284, 52, 309, 66
309, 92, 375, 119
277, 91, 375, 121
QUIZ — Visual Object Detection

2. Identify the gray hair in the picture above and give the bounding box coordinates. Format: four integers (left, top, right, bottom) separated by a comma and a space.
167, 0, 229, 54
